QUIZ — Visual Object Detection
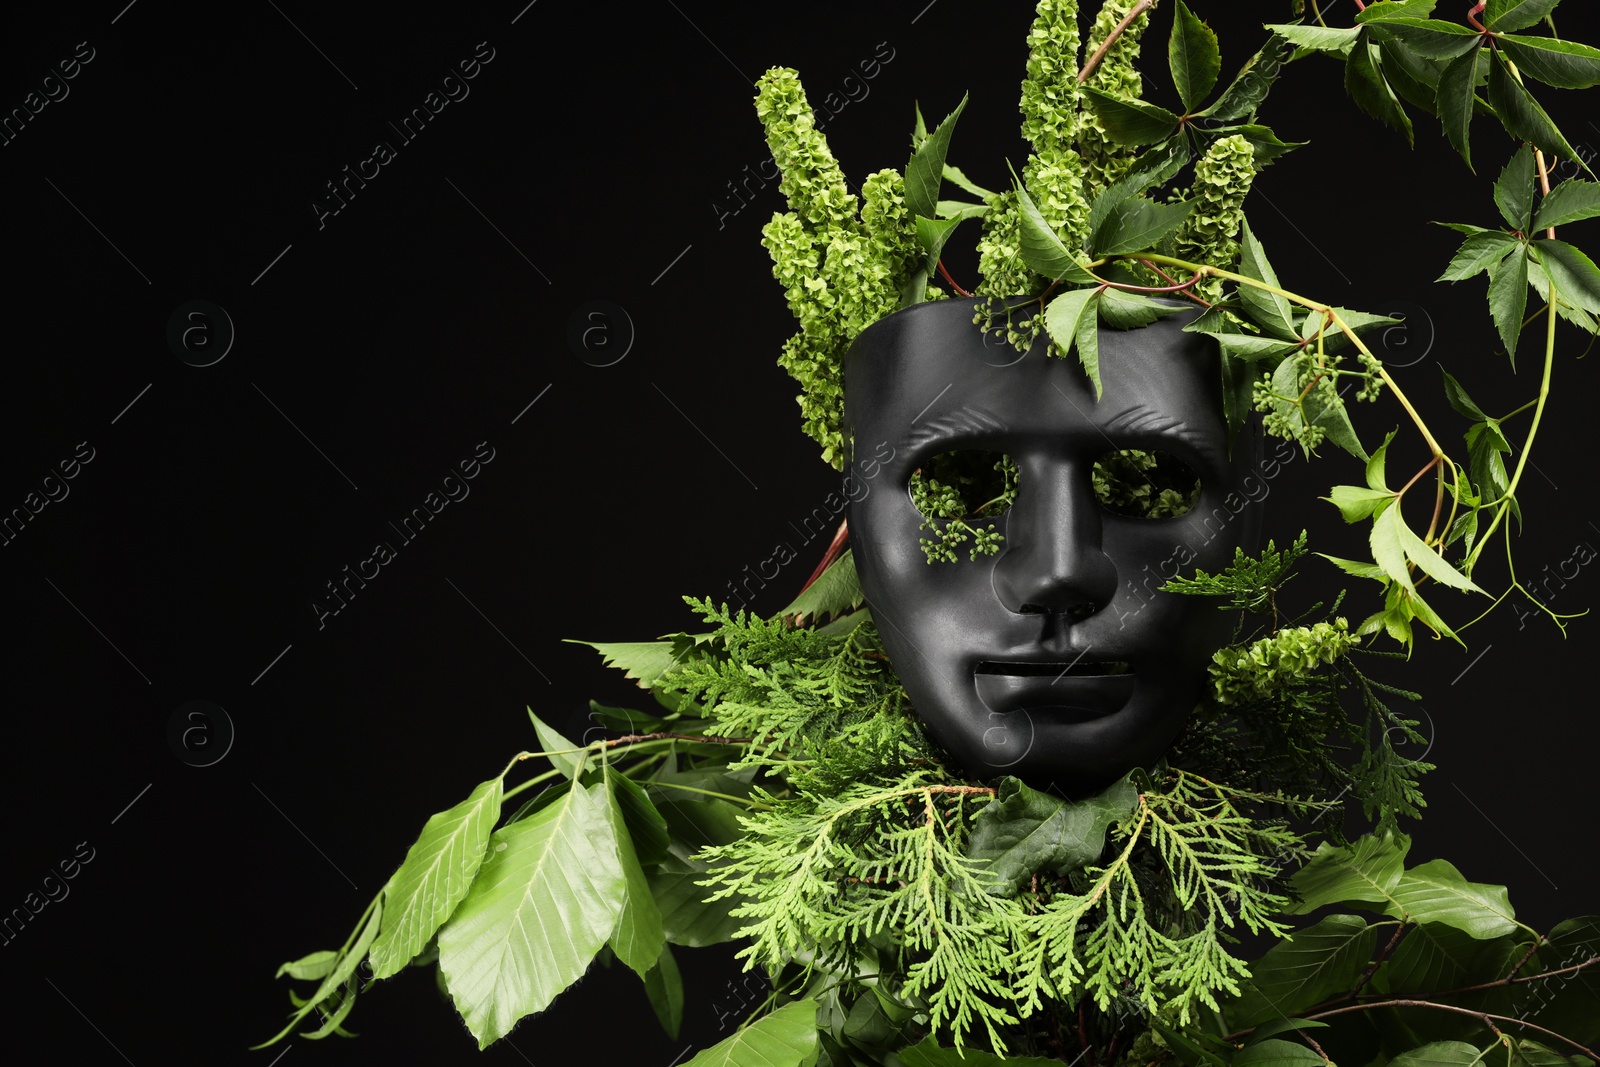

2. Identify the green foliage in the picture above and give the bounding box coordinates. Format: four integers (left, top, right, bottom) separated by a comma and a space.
1171, 134, 1256, 304
1209, 619, 1360, 705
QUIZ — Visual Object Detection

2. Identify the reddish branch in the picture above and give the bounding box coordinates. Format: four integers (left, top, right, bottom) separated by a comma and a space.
795, 519, 850, 601
937, 258, 974, 297
1078, 0, 1155, 84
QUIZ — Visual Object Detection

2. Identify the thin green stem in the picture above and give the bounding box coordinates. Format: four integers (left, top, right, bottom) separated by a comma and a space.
650, 779, 768, 808
501, 767, 564, 804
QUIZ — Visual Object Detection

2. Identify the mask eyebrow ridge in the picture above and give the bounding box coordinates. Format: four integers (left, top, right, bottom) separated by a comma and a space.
1099, 406, 1224, 467
901, 404, 1006, 456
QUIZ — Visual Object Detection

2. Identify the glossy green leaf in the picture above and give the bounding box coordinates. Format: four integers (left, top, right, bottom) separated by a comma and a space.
935, 199, 988, 222
1043, 288, 1099, 370
1236, 221, 1297, 340
682, 998, 820, 1067
1500, 34, 1600, 89
1347, 39, 1414, 146
967, 775, 1135, 895
605, 767, 666, 976
904, 94, 967, 222
1203, 31, 1295, 122
1200, 333, 1303, 361
1379, 922, 1520, 1004
1227, 914, 1377, 1027
1354, 0, 1438, 18
1487, 246, 1530, 358
438, 781, 627, 1049
1326, 485, 1395, 524
1287, 832, 1409, 913
1093, 196, 1195, 256
529, 709, 584, 779
1319, 553, 1390, 582
1233, 1038, 1330, 1067
1014, 181, 1097, 284
1266, 24, 1360, 56
1075, 291, 1103, 399
569, 639, 684, 687
1437, 47, 1481, 169
779, 550, 862, 627
1087, 140, 1190, 242
1523, 915, 1600, 1042
1097, 288, 1183, 330
300, 979, 358, 1040
1372, 502, 1415, 591
1302, 378, 1369, 460
649, 843, 745, 947
1368, 430, 1396, 492
644, 944, 684, 1040
1080, 85, 1182, 145
1169, 1, 1221, 111
1389, 1042, 1495, 1067
1246, 1020, 1332, 1043
1534, 179, 1600, 230
1439, 232, 1519, 281
1212, 122, 1309, 164
611, 766, 671, 868
1533, 238, 1600, 314
1360, 18, 1482, 59
587, 700, 667, 735
1380, 35, 1444, 115
276, 949, 339, 982
1496, 145, 1537, 232
368, 776, 503, 980
1384, 858, 1517, 936
1488, 50, 1583, 163
942, 163, 995, 200
1440, 368, 1487, 420
1486, 0, 1560, 31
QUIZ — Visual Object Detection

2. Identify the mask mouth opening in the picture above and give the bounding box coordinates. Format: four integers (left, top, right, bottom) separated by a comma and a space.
975, 660, 1132, 678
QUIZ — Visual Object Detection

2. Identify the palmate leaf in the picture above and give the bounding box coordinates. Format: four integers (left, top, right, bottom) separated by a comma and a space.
1487, 50, 1585, 166
366, 776, 503, 980
1486, 0, 1560, 32
1346, 38, 1413, 146
1495, 144, 1536, 233
682, 998, 820, 1067
1534, 179, 1600, 230
1438, 232, 1519, 282
965, 775, 1135, 895
1500, 34, 1600, 89
1487, 246, 1530, 359
438, 780, 627, 1049
1225, 913, 1377, 1027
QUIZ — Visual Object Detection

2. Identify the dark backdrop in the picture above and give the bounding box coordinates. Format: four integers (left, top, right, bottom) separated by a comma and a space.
3, 2, 1597, 1062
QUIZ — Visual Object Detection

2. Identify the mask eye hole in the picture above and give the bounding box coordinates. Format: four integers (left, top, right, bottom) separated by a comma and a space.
1092, 449, 1201, 518
907, 450, 1018, 562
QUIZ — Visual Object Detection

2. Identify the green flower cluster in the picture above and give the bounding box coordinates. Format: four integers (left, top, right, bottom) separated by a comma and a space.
1077, 0, 1153, 198
1210, 618, 1360, 705
757, 68, 921, 470
1171, 135, 1257, 305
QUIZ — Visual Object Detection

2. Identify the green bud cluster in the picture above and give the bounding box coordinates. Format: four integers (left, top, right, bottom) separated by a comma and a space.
1171, 134, 1257, 305
1210, 618, 1359, 705
1078, 0, 1153, 199
756, 69, 919, 470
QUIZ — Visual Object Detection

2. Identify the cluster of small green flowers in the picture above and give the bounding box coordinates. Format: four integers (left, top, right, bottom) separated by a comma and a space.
1091, 449, 1197, 518
1077, 0, 1152, 199
1210, 618, 1359, 705
1171, 135, 1257, 305
756, 68, 919, 470
1252, 349, 1342, 451
1355, 349, 1385, 402
909, 454, 1017, 563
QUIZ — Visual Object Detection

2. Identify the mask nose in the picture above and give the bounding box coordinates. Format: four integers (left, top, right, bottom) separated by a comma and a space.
992, 460, 1118, 620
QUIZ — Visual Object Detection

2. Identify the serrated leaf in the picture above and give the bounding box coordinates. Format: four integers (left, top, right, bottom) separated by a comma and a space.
1501, 34, 1600, 90
569, 639, 684, 687
604, 767, 665, 977
1302, 378, 1370, 460
1347, 37, 1415, 146
1080, 85, 1182, 145
1390, 1042, 1496, 1067
438, 782, 627, 1049
368, 776, 503, 980
1439, 232, 1520, 281
1534, 179, 1600, 230
1087, 140, 1190, 243
1169, 1, 1221, 111
1355, 0, 1439, 19
1014, 180, 1097, 284
1486, 0, 1560, 32
1368, 430, 1396, 492
1440, 368, 1487, 420
1380, 35, 1444, 114
1202, 333, 1303, 361
1093, 196, 1196, 256
1097, 288, 1183, 330
644, 944, 684, 1040
1209, 122, 1309, 164
1488, 245, 1530, 358
1266, 24, 1360, 56
1398, 517, 1486, 593
942, 163, 995, 201
1203, 31, 1295, 122
683, 999, 820, 1067
1533, 238, 1600, 315
1288, 831, 1410, 913
1496, 145, 1537, 232
1076, 293, 1103, 399
1043, 288, 1099, 366
904, 94, 967, 222
1372, 505, 1415, 591
1237, 221, 1297, 339
1438, 47, 1481, 169
1233, 1038, 1334, 1067
1318, 553, 1391, 582
1326, 485, 1395, 524
1488, 50, 1584, 164
276, 949, 339, 981
1361, 18, 1482, 59
966, 775, 1135, 895
935, 199, 988, 222
779, 550, 863, 625
1226, 914, 1377, 1027
1385, 858, 1518, 937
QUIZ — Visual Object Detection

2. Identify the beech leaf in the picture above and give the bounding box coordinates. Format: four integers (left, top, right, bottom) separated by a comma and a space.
682, 999, 820, 1067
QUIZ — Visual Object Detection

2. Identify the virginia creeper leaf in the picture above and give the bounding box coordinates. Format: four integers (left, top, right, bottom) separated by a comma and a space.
1093, 196, 1196, 256
1496, 145, 1537, 232
1347, 38, 1414, 146
1096, 287, 1183, 330
904, 94, 968, 222
1359, 18, 1481, 59
1326, 485, 1395, 524
1080, 86, 1182, 145
1488, 51, 1584, 164
1202, 31, 1296, 122
1236, 221, 1297, 339
1043, 288, 1099, 375
1440, 368, 1487, 420
1486, 0, 1560, 32
1533, 178, 1600, 230
1265, 24, 1360, 56
1500, 34, 1600, 90
1487, 246, 1530, 359
1533, 238, 1600, 315
1437, 47, 1481, 169
1169, 1, 1221, 111
1438, 232, 1519, 281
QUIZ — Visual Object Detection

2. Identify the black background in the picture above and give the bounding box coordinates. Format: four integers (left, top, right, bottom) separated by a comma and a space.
4, 1, 1599, 1062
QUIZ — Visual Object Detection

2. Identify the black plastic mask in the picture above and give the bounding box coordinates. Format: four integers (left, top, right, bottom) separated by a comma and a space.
844, 298, 1261, 794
